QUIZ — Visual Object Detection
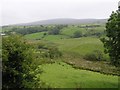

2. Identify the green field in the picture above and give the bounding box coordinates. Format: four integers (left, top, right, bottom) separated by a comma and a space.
24, 32, 45, 40
61, 26, 86, 36
3, 24, 119, 88
43, 35, 69, 41
36, 62, 118, 88
54, 37, 107, 57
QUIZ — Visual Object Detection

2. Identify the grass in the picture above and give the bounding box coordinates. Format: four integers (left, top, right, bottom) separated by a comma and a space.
24, 32, 70, 41
43, 35, 69, 41
36, 62, 118, 88
61, 25, 105, 37
54, 37, 105, 56
26, 36, 106, 58
24, 32, 45, 40
61, 26, 86, 36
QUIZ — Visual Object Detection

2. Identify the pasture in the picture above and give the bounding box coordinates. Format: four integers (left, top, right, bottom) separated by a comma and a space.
36, 62, 118, 88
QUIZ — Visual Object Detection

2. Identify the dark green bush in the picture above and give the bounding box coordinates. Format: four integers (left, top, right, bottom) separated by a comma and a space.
84, 50, 104, 61
73, 31, 83, 38
34, 42, 62, 59
48, 28, 61, 35
2, 35, 42, 88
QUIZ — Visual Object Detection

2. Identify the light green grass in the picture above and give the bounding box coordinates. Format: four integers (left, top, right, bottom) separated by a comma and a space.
43, 35, 69, 41
54, 37, 104, 56
24, 32, 45, 40
61, 25, 105, 37
61, 26, 86, 36
36, 62, 118, 88
24, 32, 69, 41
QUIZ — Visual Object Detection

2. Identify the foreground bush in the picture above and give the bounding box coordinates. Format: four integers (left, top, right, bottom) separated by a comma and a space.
2, 35, 39, 88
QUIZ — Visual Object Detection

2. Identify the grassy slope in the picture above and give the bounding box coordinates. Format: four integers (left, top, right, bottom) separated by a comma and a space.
24, 25, 106, 57
25, 35, 106, 58
54, 37, 105, 56
24, 32, 45, 40
36, 62, 118, 88
25, 32, 109, 59
24, 24, 105, 40
43, 35, 69, 41
61, 26, 86, 36
61, 25, 105, 37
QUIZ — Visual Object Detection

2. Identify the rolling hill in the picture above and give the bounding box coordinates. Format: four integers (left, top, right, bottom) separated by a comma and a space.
16, 18, 107, 26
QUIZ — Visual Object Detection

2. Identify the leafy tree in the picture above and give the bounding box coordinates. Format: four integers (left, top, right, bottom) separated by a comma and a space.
36, 42, 62, 59
101, 11, 120, 67
2, 35, 36, 88
48, 28, 60, 35
73, 31, 82, 38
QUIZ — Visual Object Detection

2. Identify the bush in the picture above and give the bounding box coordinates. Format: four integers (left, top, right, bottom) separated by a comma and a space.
48, 46, 62, 59
84, 50, 104, 61
48, 29, 60, 35
2, 35, 39, 88
34, 42, 62, 59
73, 31, 82, 38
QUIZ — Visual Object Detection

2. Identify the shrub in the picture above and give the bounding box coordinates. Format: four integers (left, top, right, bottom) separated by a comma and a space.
73, 31, 82, 38
2, 35, 37, 88
48, 29, 60, 35
35, 42, 62, 59
2, 35, 44, 88
84, 50, 104, 61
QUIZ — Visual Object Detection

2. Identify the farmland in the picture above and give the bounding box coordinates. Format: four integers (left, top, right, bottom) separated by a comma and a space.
2, 24, 119, 88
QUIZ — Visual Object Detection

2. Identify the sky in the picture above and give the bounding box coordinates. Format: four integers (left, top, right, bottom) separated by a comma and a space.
0, 0, 119, 25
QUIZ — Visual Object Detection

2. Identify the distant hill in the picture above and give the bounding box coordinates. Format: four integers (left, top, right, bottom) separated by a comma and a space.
15, 18, 107, 26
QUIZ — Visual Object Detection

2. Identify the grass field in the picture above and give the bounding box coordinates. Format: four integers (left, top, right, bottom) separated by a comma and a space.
36, 62, 118, 88
54, 37, 105, 56
25, 32, 109, 60
24, 32, 45, 40
61, 26, 86, 36
43, 35, 69, 41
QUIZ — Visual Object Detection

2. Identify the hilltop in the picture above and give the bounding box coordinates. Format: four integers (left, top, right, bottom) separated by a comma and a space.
14, 18, 107, 26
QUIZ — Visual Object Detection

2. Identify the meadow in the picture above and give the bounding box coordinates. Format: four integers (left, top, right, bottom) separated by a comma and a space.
36, 62, 118, 88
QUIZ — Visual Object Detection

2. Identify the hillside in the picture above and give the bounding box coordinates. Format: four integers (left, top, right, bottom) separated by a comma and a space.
16, 18, 107, 26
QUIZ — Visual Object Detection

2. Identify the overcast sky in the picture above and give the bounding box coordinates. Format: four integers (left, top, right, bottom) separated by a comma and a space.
0, 0, 119, 25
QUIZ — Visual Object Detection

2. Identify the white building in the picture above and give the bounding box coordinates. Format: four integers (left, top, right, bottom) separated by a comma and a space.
0, 33, 6, 36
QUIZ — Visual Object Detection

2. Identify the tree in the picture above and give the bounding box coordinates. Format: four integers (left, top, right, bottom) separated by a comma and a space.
101, 11, 120, 67
48, 28, 60, 35
73, 31, 82, 38
2, 35, 35, 88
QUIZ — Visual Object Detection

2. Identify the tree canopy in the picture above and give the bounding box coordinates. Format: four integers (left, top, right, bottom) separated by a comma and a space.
101, 11, 120, 67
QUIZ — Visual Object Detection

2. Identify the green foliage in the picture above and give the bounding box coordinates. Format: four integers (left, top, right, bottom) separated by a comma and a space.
101, 11, 120, 67
84, 50, 104, 61
73, 31, 83, 38
11, 26, 48, 35
48, 28, 61, 35
2, 35, 37, 88
84, 29, 104, 37
36, 42, 62, 59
